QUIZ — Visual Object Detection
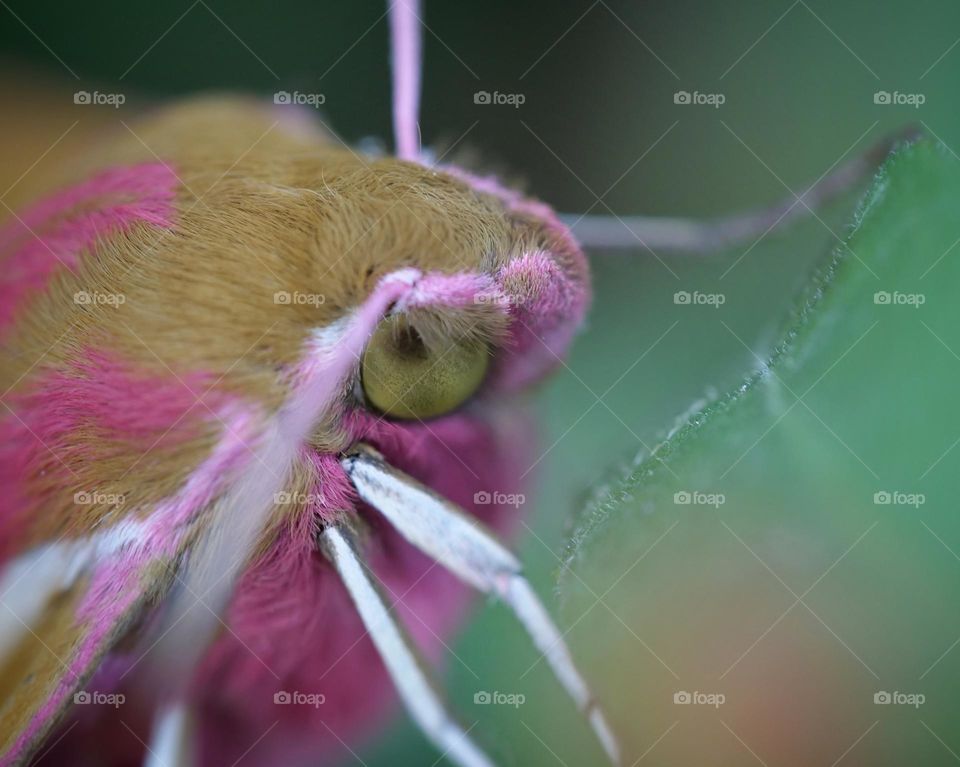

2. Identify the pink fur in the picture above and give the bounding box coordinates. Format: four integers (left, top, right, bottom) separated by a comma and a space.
136, 403, 261, 555
491, 250, 588, 391
0, 407, 257, 767
442, 169, 591, 389
186, 403, 537, 766
0, 584, 143, 767
0, 163, 178, 331
385, 261, 586, 393
167, 255, 584, 765
41, 242, 583, 766
34, 183, 589, 766
397, 271, 500, 310
32, 351, 220, 443
130, 270, 426, 699
289, 270, 420, 425
0, 352, 231, 561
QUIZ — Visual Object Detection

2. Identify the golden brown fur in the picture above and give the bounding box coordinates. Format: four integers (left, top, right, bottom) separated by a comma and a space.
1, 96, 574, 549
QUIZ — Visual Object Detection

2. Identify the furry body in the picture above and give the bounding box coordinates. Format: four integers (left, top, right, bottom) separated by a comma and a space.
0, 98, 587, 765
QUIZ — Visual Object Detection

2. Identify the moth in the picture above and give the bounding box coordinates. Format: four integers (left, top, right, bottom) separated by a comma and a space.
0, 2, 904, 765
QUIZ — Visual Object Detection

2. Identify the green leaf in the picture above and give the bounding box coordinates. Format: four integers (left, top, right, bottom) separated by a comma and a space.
560, 139, 960, 766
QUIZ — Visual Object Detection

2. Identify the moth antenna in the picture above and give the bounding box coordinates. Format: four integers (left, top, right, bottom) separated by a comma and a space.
319, 522, 497, 767
389, 0, 423, 161
145, 703, 196, 767
565, 125, 921, 253
340, 445, 622, 766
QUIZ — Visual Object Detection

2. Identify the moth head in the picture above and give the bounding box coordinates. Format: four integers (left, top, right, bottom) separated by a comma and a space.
156, 137, 589, 430
333, 160, 590, 423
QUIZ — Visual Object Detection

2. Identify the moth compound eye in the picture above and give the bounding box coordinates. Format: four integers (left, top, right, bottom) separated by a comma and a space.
361, 316, 489, 420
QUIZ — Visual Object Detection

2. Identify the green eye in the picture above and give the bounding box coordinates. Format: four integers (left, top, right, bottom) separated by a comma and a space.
361, 316, 489, 420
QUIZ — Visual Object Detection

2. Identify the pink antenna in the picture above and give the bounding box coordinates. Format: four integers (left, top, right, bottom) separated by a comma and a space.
388, 0, 423, 161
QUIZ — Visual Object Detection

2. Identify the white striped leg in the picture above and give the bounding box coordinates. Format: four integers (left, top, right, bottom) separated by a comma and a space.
145, 703, 195, 767
319, 523, 496, 767
340, 445, 621, 766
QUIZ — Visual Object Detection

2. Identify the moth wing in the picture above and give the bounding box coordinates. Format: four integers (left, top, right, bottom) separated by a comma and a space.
0, 524, 197, 766
0, 384, 268, 766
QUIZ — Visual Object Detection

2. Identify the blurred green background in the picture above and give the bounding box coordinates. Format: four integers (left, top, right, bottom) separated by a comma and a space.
2, 1, 959, 764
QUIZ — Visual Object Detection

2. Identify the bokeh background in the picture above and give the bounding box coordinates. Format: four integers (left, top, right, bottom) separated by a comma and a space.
2, 1, 959, 764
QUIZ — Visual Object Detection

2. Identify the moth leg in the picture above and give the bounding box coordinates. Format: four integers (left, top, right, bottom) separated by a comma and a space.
341, 445, 621, 766
564, 126, 919, 253
319, 522, 496, 767
145, 703, 195, 767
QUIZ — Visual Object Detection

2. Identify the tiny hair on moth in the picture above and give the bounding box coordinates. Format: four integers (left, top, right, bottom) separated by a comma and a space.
0, 1, 913, 766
